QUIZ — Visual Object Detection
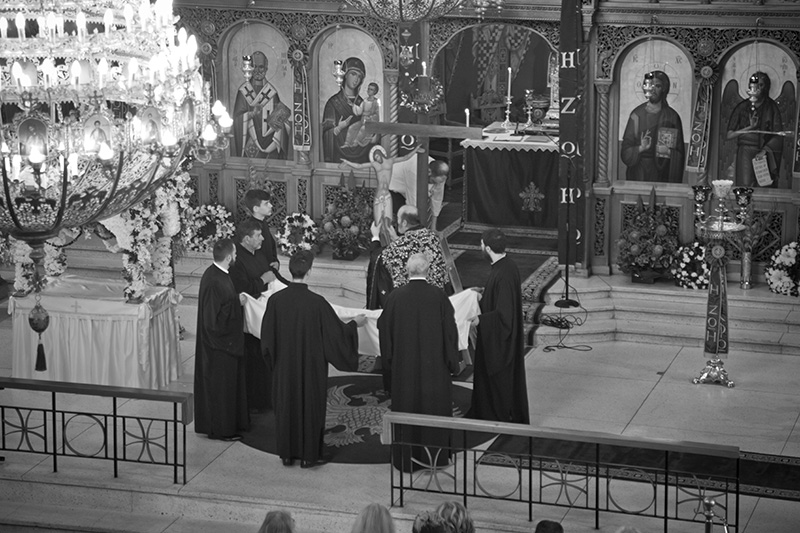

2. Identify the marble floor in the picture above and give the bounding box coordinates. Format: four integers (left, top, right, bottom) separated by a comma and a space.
1, 274, 800, 532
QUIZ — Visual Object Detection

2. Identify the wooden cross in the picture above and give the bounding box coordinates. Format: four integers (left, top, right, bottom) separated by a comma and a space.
364, 121, 483, 226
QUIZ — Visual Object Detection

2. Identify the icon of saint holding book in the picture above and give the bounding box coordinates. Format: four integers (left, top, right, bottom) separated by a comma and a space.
620, 70, 686, 183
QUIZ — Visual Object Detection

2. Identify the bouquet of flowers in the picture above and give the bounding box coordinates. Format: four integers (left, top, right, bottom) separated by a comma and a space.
182, 204, 235, 253
277, 212, 318, 256
766, 241, 800, 296
317, 184, 373, 258
672, 241, 710, 290
616, 190, 679, 276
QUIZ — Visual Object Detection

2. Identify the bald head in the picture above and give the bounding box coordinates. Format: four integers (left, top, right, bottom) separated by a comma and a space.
407, 252, 431, 278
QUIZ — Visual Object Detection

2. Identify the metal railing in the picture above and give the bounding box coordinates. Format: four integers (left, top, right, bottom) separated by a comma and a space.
381, 412, 740, 532
0, 377, 193, 484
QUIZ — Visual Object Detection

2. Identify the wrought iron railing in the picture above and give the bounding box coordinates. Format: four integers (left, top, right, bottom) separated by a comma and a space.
381, 413, 739, 533
0, 377, 192, 484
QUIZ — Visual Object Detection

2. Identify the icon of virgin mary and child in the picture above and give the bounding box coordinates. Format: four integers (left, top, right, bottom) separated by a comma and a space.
321, 57, 381, 163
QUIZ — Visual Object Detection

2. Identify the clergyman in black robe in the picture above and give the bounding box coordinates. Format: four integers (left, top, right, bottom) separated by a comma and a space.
243, 188, 288, 284
229, 218, 274, 412
467, 229, 530, 424
378, 253, 461, 472
261, 251, 365, 468
194, 238, 250, 440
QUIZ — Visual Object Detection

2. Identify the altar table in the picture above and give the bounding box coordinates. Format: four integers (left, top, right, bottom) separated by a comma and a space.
9, 277, 182, 389
462, 123, 559, 230
243, 281, 481, 357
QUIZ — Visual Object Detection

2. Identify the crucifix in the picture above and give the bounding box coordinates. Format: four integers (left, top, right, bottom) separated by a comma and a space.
364, 121, 483, 227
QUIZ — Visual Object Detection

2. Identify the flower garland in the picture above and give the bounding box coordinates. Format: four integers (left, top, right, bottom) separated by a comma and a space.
10, 238, 35, 295
277, 212, 318, 256
181, 204, 235, 253
399, 76, 444, 115
766, 241, 800, 296
672, 241, 710, 290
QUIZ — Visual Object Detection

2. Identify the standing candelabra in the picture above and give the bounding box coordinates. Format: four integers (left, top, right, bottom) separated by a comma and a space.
733, 187, 754, 290
501, 95, 513, 130
693, 180, 744, 388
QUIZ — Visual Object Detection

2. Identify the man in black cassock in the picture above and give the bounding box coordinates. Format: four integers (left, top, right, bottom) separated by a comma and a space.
261, 251, 366, 468
229, 218, 275, 412
378, 253, 461, 472
194, 238, 250, 441
467, 228, 530, 424
243, 188, 288, 284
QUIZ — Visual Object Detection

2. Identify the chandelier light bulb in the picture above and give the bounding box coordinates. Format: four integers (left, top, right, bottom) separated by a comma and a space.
161, 130, 177, 147
0, 17, 7, 39
218, 112, 233, 132
28, 146, 45, 166
124, 5, 134, 33
97, 142, 114, 162
104, 9, 114, 34
201, 124, 218, 144
211, 100, 225, 117
15, 13, 24, 40
76, 11, 86, 41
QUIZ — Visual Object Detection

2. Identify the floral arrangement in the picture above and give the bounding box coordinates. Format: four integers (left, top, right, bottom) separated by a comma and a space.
616, 191, 679, 275
672, 241, 710, 290
182, 204, 235, 253
317, 184, 373, 258
277, 212, 318, 256
766, 242, 800, 296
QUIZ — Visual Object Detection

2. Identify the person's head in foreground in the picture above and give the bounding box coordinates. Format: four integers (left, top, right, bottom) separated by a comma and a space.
257, 510, 295, 533
533, 519, 564, 533
435, 501, 474, 533
412, 511, 452, 533
289, 250, 314, 280
350, 502, 395, 533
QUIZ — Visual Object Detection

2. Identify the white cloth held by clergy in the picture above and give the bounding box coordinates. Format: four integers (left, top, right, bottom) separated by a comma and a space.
243, 281, 480, 356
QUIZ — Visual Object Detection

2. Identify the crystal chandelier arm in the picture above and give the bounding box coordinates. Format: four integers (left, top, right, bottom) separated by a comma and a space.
0, 158, 25, 232
44, 156, 71, 235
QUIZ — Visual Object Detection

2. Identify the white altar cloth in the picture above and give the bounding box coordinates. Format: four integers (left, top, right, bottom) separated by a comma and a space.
243, 282, 481, 356
10, 277, 182, 389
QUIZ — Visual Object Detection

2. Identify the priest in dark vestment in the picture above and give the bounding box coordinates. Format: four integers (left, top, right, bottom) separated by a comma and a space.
194, 239, 250, 441
378, 253, 461, 472
367, 205, 449, 311
261, 251, 366, 468
229, 218, 275, 412
467, 229, 530, 424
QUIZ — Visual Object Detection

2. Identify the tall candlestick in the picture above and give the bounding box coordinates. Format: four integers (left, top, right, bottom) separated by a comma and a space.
421, 61, 427, 77
465, 108, 470, 128
507, 67, 512, 99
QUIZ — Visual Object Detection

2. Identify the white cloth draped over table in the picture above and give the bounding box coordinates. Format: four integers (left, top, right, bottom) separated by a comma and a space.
243, 281, 481, 356
9, 276, 182, 389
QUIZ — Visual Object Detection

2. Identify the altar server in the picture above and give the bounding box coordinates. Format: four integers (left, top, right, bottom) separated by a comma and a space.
194, 239, 249, 441
261, 251, 365, 468
467, 228, 530, 424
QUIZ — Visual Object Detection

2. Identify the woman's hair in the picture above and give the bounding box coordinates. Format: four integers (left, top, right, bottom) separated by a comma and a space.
350, 503, 395, 533
257, 510, 294, 533
435, 501, 474, 533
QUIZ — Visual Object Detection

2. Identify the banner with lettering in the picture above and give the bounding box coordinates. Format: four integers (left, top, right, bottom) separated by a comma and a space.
686, 66, 717, 173
704, 254, 729, 356
291, 50, 311, 152
558, 0, 585, 266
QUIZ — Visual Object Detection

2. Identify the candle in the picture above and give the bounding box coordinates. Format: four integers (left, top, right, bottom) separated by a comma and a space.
421, 61, 427, 77
507, 67, 512, 99
465, 108, 470, 128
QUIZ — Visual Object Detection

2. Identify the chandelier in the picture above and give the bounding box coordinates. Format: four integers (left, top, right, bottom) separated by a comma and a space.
0, 0, 231, 371
0, 0, 231, 250
345, 0, 465, 22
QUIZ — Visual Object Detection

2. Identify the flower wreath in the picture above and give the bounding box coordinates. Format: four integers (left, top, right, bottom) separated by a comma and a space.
399, 76, 444, 115
182, 204, 235, 253
277, 212, 318, 256
672, 241, 710, 290
766, 241, 800, 296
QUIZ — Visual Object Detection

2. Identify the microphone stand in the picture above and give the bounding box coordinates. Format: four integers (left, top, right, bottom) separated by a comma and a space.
555, 161, 579, 309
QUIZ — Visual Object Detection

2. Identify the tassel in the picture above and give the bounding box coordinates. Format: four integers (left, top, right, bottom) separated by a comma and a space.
35, 337, 46, 371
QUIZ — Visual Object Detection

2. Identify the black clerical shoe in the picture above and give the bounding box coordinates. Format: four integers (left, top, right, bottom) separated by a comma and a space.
210, 434, 243, 442
281, 457, 295, 466
300, 455, 331, 469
